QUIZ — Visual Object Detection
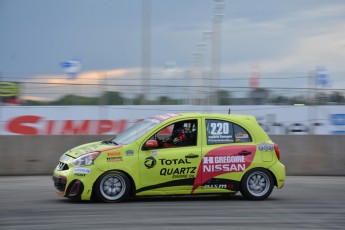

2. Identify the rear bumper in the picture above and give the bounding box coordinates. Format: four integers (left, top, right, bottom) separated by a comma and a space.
269, 161, 286, 189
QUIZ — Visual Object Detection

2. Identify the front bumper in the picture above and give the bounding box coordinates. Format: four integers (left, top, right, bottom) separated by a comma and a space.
52, 175, 67, 194
52, 175, 85, 200
53, 164, 103, 200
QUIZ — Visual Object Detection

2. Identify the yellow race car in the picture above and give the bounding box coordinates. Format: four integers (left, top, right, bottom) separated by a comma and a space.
53, 113, 285, 202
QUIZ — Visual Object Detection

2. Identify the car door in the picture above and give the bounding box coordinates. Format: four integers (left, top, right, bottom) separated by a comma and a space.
138, 119, 201, 194
192, 118, 257, 193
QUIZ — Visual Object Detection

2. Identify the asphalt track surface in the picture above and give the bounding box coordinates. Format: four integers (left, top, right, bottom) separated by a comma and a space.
0, 176, 344, 230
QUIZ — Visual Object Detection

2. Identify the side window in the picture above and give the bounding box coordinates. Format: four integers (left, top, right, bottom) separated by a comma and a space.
234, 124, 252, 143
206, 119, 252, 145
149, 119, 198, 148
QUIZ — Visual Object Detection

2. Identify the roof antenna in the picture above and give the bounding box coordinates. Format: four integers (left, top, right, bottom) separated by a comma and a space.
228, 108, 231, 114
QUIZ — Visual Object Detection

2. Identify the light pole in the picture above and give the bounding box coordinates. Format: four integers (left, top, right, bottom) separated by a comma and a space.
192, 51, 203, 105
202, 31, 213, 105
210, 0, 225, 106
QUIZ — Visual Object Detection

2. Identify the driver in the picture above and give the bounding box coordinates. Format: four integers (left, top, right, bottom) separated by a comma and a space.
162, 123, 195, 148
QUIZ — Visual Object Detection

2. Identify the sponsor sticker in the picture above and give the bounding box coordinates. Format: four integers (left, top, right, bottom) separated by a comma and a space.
107, 156, 123, 162
235, 133, 249, 139
203, 184, 227, 189
126, 150, 134, 156
74, 168, 91, 174
144, 156, 156, 169
258, 142, 274, 151
157, 158, 196, 179
74, 173, 86, 177
202, 155, 246, 172
160, 167, 196, 178
107, 152, 122, 157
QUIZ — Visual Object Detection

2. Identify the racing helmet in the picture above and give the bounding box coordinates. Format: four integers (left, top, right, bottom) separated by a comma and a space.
172, 125, 193, 145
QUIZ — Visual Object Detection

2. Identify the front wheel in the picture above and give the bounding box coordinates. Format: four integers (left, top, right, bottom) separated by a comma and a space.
95, 171, 130, 203
240, 168, 274, 200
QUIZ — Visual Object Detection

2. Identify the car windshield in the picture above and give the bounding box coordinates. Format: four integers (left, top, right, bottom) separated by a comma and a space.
111, 118, 161, 145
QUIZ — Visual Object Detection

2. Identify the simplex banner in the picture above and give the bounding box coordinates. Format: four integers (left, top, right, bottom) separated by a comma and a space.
0, 105, 344, 135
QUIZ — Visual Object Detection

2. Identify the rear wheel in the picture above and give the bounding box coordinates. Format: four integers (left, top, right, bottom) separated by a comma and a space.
95, 171, 130, 203
240, 168, 273, 200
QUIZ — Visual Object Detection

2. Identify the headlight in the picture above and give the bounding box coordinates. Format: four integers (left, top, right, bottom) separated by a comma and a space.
72, 152, 100, 167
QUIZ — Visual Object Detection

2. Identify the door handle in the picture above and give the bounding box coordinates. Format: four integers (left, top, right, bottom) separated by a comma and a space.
238, 150, 252, 155
185, 153, 199, 158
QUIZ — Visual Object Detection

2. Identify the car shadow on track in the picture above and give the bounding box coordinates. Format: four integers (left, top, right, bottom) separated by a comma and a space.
52, 194, 280, 204
128, 194, 243, 203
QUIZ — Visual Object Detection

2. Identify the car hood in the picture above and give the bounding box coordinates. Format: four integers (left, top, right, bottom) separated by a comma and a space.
65, 141, 122, 158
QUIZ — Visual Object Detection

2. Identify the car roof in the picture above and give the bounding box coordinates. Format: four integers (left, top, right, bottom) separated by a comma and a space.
178, 112, 256, 121
157, 112, 258, 127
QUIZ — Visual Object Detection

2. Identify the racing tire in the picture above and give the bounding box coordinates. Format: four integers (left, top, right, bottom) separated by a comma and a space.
95, 171, 130, 203
240, 168, 274, 200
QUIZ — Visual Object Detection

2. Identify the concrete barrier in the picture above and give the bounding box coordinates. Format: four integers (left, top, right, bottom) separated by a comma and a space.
0, 135, 109, 176
0, 135, 344, 176
272, 135, 345, 176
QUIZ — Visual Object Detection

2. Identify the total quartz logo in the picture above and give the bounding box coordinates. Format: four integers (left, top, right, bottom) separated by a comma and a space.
144, 156, 157, 169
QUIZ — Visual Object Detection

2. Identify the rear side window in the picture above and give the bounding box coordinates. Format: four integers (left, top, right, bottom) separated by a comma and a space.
206, 119, 252, 145
234, 124, 252, 143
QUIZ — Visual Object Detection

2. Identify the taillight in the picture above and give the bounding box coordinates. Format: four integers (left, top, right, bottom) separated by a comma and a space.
274, 143, 280, 160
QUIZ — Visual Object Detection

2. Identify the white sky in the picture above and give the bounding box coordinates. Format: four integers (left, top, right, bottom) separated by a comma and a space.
1, 0, 345, 100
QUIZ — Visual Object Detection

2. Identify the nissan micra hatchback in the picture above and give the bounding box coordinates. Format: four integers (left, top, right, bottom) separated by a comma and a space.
53, 113, 285, 202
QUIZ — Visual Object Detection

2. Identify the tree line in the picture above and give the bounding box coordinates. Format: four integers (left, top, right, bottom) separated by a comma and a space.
21, 88, 345, 106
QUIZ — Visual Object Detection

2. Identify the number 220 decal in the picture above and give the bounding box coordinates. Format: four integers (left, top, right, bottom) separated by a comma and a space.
209, 122, 230, 135
206, 120, 234, 144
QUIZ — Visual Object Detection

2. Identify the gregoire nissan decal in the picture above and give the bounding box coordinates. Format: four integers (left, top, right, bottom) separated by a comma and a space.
192, 145, 256, 192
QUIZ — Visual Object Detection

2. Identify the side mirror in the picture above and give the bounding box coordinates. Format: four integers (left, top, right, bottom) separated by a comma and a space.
143, 140, 158, 150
